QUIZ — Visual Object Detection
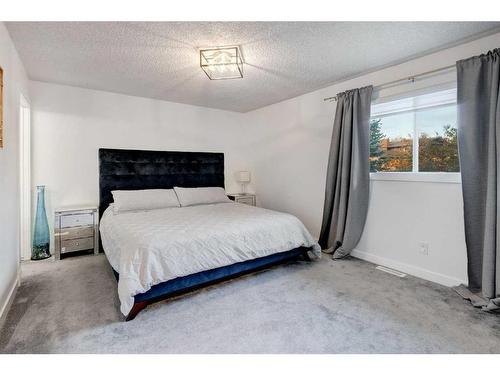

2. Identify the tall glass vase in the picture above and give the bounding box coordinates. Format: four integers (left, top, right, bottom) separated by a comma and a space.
32, 185, 51, 260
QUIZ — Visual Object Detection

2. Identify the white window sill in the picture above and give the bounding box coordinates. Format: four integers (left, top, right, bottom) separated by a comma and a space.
370, 172, 461, 184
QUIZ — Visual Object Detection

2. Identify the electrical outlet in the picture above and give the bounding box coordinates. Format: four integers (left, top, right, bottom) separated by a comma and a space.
419, 242, 429, 255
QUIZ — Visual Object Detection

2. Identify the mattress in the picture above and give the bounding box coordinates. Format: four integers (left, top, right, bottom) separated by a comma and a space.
100, 201, 320, 315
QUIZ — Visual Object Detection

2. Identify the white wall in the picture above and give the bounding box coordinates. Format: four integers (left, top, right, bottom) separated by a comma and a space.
244, 31, 500, 287
30, 82, 252, 252
0, 23, 29, 320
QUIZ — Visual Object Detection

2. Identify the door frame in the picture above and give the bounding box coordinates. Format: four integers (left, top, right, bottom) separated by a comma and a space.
19, 93, 31, 262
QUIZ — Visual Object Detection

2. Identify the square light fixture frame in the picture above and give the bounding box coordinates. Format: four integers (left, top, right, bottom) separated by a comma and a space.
200, 46, 243, 80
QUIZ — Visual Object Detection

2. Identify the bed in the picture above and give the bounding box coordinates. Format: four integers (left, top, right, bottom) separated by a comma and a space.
99, 148, 320, 320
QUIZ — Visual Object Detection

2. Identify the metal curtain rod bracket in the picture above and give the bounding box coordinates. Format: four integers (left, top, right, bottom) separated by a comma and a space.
323, 64, 455, 102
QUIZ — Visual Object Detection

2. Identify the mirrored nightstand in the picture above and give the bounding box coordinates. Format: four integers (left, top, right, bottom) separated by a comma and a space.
54, 206, 99, 260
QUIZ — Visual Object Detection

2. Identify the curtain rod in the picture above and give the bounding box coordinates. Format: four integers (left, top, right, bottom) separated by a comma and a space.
323, 64, 456, 102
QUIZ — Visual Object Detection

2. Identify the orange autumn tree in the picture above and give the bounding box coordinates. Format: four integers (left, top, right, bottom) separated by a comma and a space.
418, 125, 459, 172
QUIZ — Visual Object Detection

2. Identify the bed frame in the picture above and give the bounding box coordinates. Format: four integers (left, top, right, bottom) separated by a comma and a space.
99, 148, 310, 321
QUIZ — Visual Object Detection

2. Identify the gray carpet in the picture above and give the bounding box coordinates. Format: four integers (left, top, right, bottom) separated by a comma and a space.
1, 254, 499, 353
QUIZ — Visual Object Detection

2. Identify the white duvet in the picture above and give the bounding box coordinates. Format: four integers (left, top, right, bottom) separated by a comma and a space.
100, 202, 320, 315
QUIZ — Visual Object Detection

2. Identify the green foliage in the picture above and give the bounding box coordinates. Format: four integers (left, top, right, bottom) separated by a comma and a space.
369, 118, 386, 172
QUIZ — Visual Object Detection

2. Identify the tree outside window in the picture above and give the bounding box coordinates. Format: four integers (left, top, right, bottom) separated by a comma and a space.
369, 104, 459, 173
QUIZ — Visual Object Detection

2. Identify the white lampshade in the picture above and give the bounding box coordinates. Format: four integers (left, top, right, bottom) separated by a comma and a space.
237, 171, 251, 183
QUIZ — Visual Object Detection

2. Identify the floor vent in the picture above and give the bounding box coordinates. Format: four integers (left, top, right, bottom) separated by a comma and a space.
376, 265, 407, 278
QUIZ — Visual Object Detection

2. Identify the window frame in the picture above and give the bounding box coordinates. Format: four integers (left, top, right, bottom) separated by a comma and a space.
369, 87, 461, 184
370, 171, 461, 184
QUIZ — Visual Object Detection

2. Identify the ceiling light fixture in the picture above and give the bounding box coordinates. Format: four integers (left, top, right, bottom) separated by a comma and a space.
200, 46, 243, 80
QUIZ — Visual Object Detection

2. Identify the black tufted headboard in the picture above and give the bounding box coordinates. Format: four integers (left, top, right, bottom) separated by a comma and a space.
98, 148, 225, 217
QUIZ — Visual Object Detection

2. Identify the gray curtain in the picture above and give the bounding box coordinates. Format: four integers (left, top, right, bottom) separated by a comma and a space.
319, 86, 373, 259
456, 48, 500, 312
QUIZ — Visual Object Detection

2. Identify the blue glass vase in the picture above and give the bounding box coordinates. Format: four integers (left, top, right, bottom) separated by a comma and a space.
32, 185, 51, 260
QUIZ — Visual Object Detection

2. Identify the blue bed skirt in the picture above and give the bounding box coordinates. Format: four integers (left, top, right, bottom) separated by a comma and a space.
113, 247, 310, 305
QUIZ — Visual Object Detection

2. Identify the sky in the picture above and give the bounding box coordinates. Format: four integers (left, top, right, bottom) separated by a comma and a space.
373, 104, 456, 140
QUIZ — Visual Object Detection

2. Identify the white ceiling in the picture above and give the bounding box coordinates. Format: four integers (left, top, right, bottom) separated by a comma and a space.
6, 22, 500, 112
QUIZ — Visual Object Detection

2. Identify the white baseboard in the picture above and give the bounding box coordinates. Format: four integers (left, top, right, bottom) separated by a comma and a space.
0, 274, 19, 330
350, 249, 466, 287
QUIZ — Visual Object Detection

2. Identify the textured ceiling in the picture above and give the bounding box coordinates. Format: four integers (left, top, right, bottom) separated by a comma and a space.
6, 22, 500, 112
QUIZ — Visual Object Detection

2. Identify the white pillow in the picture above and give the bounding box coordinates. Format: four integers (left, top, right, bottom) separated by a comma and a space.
111, 189, 180, 213
174, 187, 230, 207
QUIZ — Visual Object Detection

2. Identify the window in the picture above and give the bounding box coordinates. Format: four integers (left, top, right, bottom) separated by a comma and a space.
370, 88, 459, 174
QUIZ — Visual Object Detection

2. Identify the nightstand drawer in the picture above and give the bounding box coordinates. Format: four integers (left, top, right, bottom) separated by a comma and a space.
228, 193, 256, 206
237, 197, 255, 205
61, 236, 94, 254
61, 213, 94, 228
58, 225, 94, 241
